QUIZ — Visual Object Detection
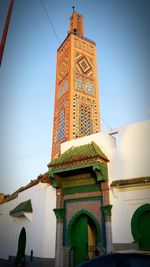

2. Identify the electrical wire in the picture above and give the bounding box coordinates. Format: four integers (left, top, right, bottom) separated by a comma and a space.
100, 116, 112, 131
40, 0, 61, 44
0, 148, 49, 166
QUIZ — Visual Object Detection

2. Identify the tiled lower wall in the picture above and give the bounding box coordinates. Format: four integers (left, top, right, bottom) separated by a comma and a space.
112, 243, 138, 251
9, 255, 55, 267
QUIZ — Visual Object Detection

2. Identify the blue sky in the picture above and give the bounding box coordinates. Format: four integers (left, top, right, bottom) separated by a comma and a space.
0, 0, 150, 194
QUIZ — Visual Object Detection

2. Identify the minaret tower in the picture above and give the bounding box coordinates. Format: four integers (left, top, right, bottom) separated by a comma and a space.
51, 8, 100, 159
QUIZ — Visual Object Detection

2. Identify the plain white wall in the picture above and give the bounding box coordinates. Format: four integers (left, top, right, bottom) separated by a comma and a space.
108, 120, 150, 181
0, 183, 56, 260
110, 185, 150, 243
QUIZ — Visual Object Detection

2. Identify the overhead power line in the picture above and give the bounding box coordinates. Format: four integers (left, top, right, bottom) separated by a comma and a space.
100, 116, 112, 131
40, 0, 61, 44
0, 148, 49, 167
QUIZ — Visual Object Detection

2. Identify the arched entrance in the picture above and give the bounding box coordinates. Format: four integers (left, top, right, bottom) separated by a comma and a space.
16, 227, 26, 264
131, 204, 150, 250
68, 210, 100, 266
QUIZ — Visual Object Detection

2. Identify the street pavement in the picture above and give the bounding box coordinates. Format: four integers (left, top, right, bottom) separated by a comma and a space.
0, 259, 15, 267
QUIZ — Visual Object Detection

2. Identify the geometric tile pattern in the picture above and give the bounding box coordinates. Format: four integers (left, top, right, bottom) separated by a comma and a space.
72, 94, 99, 139
75, 52, 95, 96
58, 83, 63, 99
58, 78, 68, 99
78, 58, 91, 73
79, 105, 93, 137
58, 109, 65, 140
74, 38, 95, 55
64, 78, 68, 93
75, 74, 94, 96
58, 55, 69, 82
52, 93, 69, 159
75, 52, 94, 79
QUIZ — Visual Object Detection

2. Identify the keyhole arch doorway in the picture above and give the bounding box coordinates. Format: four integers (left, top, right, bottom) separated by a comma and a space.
68, 209, 101, 266
16, 227, 26, 264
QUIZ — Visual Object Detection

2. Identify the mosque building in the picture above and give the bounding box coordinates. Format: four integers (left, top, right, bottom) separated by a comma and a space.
0, 8, 150, 267
48, 8, 150, 267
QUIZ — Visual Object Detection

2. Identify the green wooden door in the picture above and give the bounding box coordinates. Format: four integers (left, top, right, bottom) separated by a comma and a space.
73, 215, 88, 266
139, 211, 150, 250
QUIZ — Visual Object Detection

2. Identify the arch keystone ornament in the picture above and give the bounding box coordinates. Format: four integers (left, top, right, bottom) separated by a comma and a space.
131, 203, 150, 250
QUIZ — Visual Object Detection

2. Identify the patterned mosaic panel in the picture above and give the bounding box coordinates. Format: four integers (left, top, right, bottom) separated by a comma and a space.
75, 75, 94, 96
79, 105, 93, 136
75, 52, 95, 96
58, 78, 68, 99
58, 83, 63, 98
58, 55, 69, 82
58, 39, 70, 60
58, 109, 65, 140
53, 94, 69, 158
72, 94, 99, 138
64, 78, 68, 93
75, 52, 94, 79
74, 38, 95, 55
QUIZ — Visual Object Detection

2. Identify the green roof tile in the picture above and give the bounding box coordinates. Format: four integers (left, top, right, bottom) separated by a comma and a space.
50, 142, 109, 166
10, 199, 32, 217
110, 177, 150, 187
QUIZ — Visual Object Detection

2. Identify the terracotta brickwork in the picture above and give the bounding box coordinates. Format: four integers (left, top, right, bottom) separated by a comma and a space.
65, 199, 101, 226
51, 11, 100, 160
101, 181, 110, 205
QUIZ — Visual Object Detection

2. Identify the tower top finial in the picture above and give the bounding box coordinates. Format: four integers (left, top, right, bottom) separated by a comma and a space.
69, 8, 84, 38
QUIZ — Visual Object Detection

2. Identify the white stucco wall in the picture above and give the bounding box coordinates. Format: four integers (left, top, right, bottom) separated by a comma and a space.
0, 183, 56, 260
108, 120, 150, 181
110, 185, 150, 243
61, 119, 150, 181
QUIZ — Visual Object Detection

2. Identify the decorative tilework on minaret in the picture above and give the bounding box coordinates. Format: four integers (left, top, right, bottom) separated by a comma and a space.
51, 10, 100, 159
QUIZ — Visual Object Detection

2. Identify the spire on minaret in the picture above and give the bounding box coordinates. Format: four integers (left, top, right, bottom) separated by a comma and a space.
69, 8, 84, 37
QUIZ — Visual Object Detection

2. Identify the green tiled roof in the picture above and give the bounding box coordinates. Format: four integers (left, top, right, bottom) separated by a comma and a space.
10, 199, 32, 217
50, 141, 109, 166
110, 177, 150, 187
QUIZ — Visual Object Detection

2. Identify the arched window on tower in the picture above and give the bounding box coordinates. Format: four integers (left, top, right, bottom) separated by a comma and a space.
58, 109, 65, 140
79, 105, 93, 137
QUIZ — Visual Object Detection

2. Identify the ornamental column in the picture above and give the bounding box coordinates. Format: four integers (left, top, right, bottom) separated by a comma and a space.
53, 208, 65, 267
101, 205, 113, 253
